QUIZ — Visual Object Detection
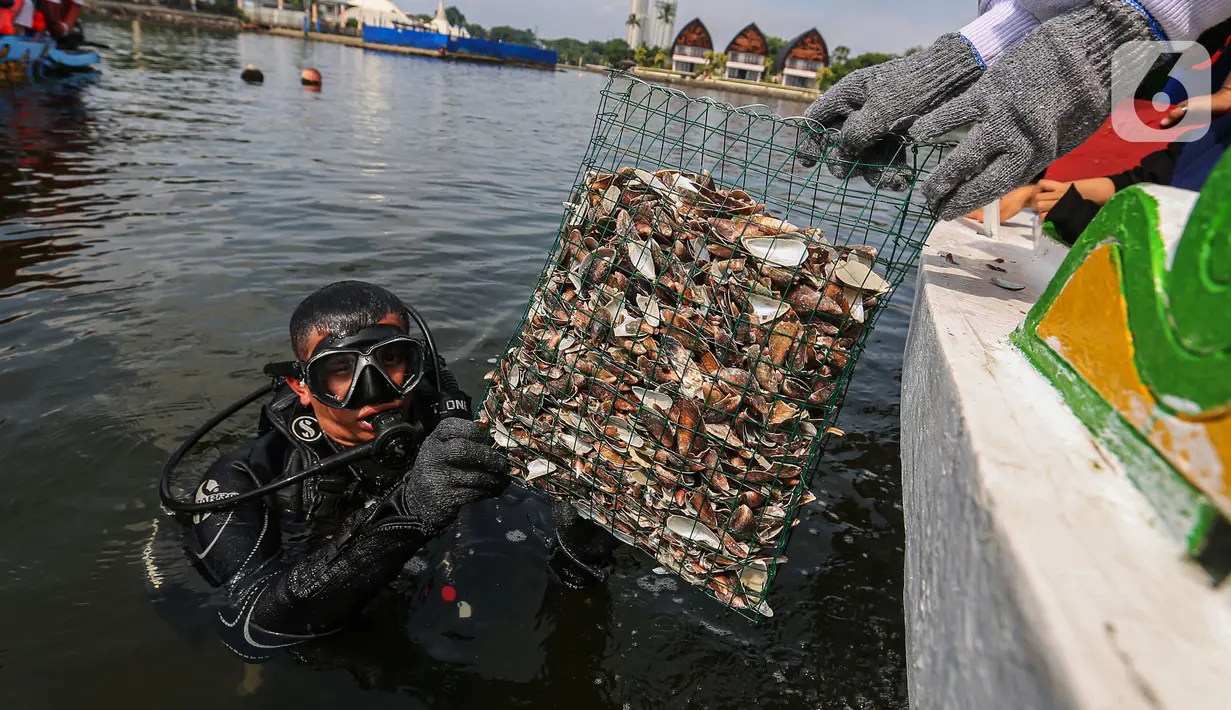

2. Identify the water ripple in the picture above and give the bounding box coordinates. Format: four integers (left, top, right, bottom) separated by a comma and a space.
0, 19, 914, 710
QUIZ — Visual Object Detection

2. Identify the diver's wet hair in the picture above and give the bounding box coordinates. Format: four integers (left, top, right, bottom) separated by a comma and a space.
289, 280, 408, 359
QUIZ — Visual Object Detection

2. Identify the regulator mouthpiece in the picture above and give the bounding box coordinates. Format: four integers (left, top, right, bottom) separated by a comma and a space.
370, 411, 422, 470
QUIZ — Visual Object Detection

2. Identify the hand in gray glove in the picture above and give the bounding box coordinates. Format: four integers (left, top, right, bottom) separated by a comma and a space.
799, 33, 985, 190
397, 417, 508, 536
910, 0, 1156, 220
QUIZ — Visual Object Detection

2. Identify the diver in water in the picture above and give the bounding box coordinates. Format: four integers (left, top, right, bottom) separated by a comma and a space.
159, 280, 618, 662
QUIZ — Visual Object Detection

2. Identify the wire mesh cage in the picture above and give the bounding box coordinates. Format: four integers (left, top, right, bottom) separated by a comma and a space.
478, 72, 946, 620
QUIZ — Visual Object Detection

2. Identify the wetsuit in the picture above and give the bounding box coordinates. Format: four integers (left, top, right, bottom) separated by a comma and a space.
183, 359, 459, 662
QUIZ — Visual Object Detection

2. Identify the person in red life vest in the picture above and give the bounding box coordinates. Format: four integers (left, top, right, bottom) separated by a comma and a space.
0, 0, 35, 36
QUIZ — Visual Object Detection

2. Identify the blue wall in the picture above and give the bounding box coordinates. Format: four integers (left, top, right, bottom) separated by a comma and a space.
449, 36, 557, 67
362, 26, 448, 52
362, 26, 557, 67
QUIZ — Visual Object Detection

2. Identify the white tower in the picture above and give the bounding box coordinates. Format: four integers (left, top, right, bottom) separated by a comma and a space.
427, 0, 464, 37
626, 0, 648, 47
650, 1, 676, 48
647, 3, 663, 49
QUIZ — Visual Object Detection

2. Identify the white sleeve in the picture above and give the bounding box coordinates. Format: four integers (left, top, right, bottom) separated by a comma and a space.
1135, 0, 1231, 41
1016, 0, 1231, 41
959, 1, 1045, 67
1015, 0, 1093, 20
962, 1, 1231, 65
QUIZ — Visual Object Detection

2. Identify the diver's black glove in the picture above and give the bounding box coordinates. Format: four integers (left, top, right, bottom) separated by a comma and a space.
396, 417, 508, 536
547, 500, 621, 589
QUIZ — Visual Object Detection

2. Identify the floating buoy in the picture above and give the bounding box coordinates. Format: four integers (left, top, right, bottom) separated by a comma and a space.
241, 64, 263, 83
300, 67, 322, 86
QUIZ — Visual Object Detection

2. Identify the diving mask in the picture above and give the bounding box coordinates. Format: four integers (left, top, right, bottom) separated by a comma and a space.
269, 324, 426, 410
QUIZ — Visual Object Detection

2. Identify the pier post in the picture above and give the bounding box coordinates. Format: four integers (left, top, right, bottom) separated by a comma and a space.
980, 201, 1000, 240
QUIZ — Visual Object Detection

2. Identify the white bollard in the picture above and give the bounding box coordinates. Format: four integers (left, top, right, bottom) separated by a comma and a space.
981, 200, 1000, 240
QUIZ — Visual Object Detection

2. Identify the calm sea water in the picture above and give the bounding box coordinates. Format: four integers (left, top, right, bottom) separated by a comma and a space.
0, 20, 916, 709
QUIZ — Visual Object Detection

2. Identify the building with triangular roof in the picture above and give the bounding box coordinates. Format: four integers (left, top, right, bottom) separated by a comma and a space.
724, 22, 767, 81
670, 18, 711, 75
776, 28, 829, 88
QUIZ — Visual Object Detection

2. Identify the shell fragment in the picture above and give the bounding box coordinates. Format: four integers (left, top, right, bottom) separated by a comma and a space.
741, 236, 808, 269
833, 259, 890, 294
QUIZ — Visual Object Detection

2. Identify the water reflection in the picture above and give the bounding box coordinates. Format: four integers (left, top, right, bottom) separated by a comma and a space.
0, 235, 96, 298
289, 543, 616, 708
0, 76, 106, 304
0, 75, 101, 216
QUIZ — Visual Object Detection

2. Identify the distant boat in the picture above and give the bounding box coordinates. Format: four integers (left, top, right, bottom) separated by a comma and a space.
0, 35, 100, 84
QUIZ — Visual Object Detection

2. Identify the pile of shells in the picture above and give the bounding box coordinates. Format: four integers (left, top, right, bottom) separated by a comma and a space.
479, 166, 891, 616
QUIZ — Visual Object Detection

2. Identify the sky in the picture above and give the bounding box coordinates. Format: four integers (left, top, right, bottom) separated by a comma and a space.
393, 0, 980, 56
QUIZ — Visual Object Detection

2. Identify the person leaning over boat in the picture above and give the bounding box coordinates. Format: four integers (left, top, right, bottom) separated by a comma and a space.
800, 0, 1231, 220
963, 18, 1231, 229
1034, 53, 1231, 241
39, 0, 82, 48
169, 280, 618, 662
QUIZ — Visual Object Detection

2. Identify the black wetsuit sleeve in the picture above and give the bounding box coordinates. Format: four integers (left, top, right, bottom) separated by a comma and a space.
1046, 142, 1184, 245
188, 433, 432, 662
1045, 185, 1106, 245
1108, 143, 1183, 191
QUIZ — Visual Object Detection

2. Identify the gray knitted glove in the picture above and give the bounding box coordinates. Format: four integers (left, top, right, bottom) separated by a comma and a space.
799, 33, 985, 190
910, 0, 1156, 220
397, 417, 508, 535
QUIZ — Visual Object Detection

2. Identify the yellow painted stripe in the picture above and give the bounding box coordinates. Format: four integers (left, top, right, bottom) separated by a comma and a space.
1036, 244, 1231, 510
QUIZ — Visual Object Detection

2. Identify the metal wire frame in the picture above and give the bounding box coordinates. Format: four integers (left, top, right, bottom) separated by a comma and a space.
479, 71, 947, 621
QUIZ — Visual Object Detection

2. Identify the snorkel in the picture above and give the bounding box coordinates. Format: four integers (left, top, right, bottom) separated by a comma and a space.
158, 304, 469, 515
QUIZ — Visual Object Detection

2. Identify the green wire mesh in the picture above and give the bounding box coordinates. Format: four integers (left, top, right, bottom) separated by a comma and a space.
478, 72, 945, 621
